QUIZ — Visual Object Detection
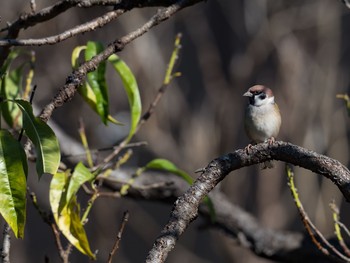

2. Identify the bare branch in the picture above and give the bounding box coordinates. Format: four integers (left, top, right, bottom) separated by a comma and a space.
0, 0, 199, 70
341, 0, 350, 9
29, 190, 72, 263
0, 9, 125, 47
107, 211, 130, 263
102, 168, 345, 262
146, 141, 350, 262
39, 0, 204, 123
1, 224, 11, 263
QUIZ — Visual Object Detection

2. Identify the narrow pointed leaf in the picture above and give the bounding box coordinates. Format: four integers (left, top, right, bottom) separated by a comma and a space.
78, 82, 122, 125
85, 41, 109, 124
1, 66, 24, 128
145, 158, 193, 184
49, 171, 69, 219
71, 46, 86, 69
0, 130, 27, 238
0, 49, 20, 77
66, 162, 95, 204
14, 100, 60, 177
50, 172, 95, 259
71, 44, 121, 125
108, 54, 141, 142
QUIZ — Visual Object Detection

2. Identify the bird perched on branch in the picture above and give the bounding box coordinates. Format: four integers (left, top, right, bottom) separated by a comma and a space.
243, 85, 281, 168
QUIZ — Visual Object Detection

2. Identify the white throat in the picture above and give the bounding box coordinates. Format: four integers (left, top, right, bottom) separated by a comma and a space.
254, 96, 275, 107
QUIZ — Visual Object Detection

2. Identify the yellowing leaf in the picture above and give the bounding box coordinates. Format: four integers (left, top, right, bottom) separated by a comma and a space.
66, 162, 95, 203
50, 172, 96, 259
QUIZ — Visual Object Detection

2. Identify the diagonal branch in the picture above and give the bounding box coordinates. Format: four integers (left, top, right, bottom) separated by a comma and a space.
146, 141, 350, 262
0, 0, 201, 69
102, 168, 343, 263
39, 0, 204, 123
0, 9, 125, 47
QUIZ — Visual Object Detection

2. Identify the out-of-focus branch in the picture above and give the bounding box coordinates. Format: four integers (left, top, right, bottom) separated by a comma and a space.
0, 0, 202, 71
145, 141, 350, 263
1, 224, 11, 263
29, 190, 72, 263
286, 165, 348, 262
107, 210, 130, 263
342, 0, 350, 9
102, 168, 343, 263
39, 0, 204, 123
44, 120, 348, 262
0, 9, 125, 47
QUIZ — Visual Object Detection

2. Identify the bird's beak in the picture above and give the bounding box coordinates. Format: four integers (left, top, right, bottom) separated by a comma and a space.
243, 91, 253, 97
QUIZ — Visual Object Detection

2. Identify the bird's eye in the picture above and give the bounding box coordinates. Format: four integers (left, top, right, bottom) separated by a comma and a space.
259, 93, 266, 99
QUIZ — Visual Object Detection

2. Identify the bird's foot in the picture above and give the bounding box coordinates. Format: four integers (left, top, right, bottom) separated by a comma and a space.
266, 137, 276, 145
245, 143, 253, 154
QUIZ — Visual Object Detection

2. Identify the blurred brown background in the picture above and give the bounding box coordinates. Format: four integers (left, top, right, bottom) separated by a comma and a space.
1, 0, 350, 262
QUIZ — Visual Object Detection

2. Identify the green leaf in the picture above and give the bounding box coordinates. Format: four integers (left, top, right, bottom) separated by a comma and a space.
0, 49, 20, 78
78, 82, 122, 125
145, 158, 216, 221
0, 130, 27, 238
336, 94, 350, 117
85, 41, 109, 124
14, 100, 60, 177
50, 172, 95, 259
108, 54, 141, 142
145, 159, 193, 184
72, 44, 121, 125
71, 46, 86, 69
66, 162, 95, 204
1, 66, 24, 128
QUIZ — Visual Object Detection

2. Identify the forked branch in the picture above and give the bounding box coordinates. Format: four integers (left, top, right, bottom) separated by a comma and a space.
146, 141, 350, 262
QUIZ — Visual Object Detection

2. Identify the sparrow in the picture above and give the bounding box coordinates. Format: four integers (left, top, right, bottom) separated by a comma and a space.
243, 85, 281, 168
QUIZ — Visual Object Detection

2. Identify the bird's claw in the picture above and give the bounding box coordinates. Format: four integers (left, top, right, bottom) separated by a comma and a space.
266, 137, 276, 145
245, 143, 253, 154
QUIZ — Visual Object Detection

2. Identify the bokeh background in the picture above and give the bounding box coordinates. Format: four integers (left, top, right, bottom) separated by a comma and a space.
1, 0, 350, 262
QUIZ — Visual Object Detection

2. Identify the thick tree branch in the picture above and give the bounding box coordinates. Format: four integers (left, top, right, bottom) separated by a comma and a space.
52, 121, 347, 262
39, 0, 203, 123
145, 141, 350, 262
102, 168, 342, 262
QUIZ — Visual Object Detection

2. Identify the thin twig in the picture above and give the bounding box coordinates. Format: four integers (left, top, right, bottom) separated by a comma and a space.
330, 201, 350, 257
107, 211, 130, 263
18, 84, 37, 142
29, 190, 72, 263
337, 222, 350, 239
136, 35, 182, 132
0, 9, 125, 47
61, 141, 147, 159
286, 165, 349, 262
1, 224, 11, 263
39, 0, 202, 124
78, 118, 94, 168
